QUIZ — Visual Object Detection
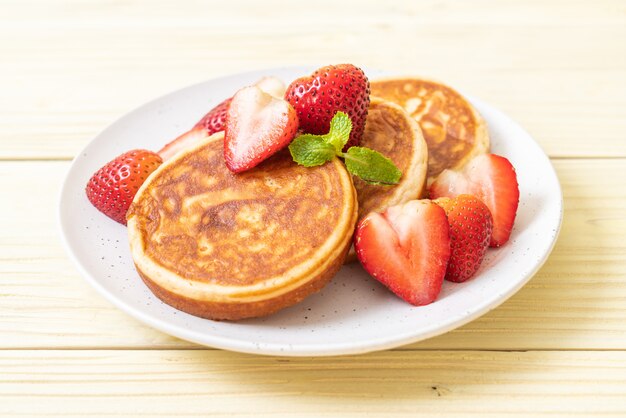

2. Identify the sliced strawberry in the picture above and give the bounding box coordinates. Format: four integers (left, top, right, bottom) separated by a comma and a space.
285, 64, 370, 150
435, 195, 493, 282
157, 77, 286, 160
192, 97, 232, 134
224, 86, 298, 173
157, 126, 210, 161
85, 149, 162, 225
354, 200, 451, 306
255, 76, 287, 99
429, 154, 519, 247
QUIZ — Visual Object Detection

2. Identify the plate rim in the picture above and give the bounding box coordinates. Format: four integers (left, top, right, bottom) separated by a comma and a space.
58, 67, 564, 356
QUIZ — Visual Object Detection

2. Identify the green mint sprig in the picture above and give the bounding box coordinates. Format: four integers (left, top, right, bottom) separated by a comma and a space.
288, 112, 402, 185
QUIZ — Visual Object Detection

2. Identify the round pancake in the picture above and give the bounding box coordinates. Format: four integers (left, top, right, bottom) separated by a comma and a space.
353, 97, 428, 219
370, 78, 489, 185
127, 132, 357, 321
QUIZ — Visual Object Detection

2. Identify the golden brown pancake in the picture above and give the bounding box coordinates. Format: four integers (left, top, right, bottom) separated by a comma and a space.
370, 78, 489, 185
353, 97, 428, 219
127, 132, 357, 320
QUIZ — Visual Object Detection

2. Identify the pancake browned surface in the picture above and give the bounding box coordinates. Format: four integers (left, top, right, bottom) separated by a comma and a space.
127, 132, 357, 320
371, 78, 489, 184
353, 97, 428, 219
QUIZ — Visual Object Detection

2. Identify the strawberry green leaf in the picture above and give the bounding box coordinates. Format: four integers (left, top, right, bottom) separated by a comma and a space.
289, 135, 337, 167
343, 146, 402, 185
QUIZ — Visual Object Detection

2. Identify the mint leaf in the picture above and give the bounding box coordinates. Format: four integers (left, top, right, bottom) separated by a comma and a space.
343, 146, 402, 185
288, 112, 350, 167
287, 112, 402, 184
289, 135, 336, 167
324, 111, 352, 152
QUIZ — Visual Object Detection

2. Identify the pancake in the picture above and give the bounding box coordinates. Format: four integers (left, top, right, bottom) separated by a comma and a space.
127, 132, 357, 320
353, 97, 428, 219
370, 78, 489, 185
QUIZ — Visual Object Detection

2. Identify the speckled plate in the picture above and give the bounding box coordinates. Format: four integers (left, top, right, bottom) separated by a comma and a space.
58, 66, 563, 356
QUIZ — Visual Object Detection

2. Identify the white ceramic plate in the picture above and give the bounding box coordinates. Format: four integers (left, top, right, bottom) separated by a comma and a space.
59, 66, 562, 356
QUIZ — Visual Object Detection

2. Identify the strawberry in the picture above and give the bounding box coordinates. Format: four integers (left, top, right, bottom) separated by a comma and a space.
224, 85, 298, 173
85, 149, 162, 225
157, 77, 286, 161
435, 195, 493, 283
285, 64, 370, 150
157, 126, 211, 161
192, 97, 231, 135
354, 200, 451, 306
429, 154, 519, 247
254, 76, 287, 99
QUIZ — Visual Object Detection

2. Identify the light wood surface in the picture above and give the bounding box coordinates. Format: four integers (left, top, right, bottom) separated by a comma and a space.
1, 0, 625, 416
2, 350, 626, 417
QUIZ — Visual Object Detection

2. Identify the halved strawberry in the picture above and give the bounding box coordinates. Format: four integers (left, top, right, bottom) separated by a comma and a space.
157, 77, 286, 161
192, 97, 232, 134
254, 76, 287, 99
224, 85, 298, 173
429, 154, 519, 247
285, 64, 370, 150
157, 126, 210, 161
435, 195, 493, 283
85, 149, 162, 225
354, 200, 451, 306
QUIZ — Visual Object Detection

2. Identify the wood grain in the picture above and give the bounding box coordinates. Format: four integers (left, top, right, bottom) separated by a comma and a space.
2, 0, 625, 415
1, 1, 625, 160
1, 158, 624, 350
3, 0, 625, 25
1, 350, 625, 417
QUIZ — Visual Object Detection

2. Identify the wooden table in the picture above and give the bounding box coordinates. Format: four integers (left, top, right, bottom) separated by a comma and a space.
2, 0, 625, 416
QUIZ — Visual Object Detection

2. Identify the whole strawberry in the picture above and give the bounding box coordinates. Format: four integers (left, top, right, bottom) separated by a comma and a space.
285, 64, 370, 150
86, 149, 162, 225
435, 195, 493, 283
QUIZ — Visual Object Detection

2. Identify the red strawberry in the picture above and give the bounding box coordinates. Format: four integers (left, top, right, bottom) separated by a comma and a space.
192, 97, 231, 135
435, 195, 493, 283
224, 85, 298, 173
157, 77, 286, 160
285, 64, 370, 149
354, 200, 451, 306
157, 126, 211, 161
85, 149, 162, 225
429, 154, 519, 247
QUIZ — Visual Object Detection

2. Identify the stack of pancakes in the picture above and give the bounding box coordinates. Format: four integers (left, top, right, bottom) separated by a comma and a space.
127, 77, 489, 320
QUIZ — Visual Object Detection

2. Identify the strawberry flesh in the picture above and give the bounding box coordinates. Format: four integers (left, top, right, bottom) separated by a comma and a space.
157, 127, 210, 161
157, 77, 286, 161
85, 149, 162, 225
224, 86, 298, 173
355, 200, 451, 306
254, 76, 287, 99
430, 154, 519, 247
285, 64, 370, 150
